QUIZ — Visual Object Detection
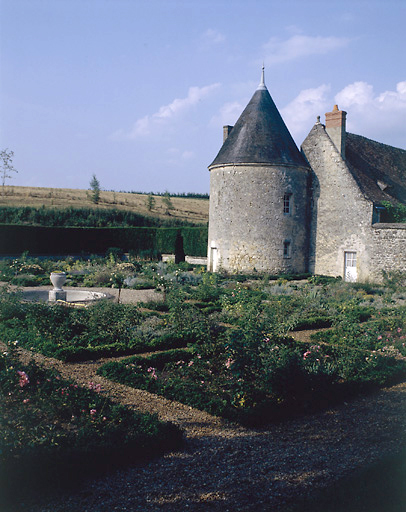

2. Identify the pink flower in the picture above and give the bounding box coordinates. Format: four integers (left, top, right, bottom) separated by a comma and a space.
23, 399, 29, 404
225, 358, 234, 369
88, 382, 102, 393
303, 351, 311, 359
17, 370, 29, 387
90, 409, 97, 416
147, 367, 157, 379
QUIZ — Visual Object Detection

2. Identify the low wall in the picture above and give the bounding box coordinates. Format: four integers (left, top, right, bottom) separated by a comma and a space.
370, 223, 406, 281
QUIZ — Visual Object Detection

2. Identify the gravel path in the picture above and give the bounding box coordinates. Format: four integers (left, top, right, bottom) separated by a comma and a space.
4, 288, 406, 511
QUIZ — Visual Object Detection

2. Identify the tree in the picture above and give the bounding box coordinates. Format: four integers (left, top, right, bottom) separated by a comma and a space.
1, 149, 17, 195
89, 174, 101, 204
146, 194, 155, 211
162, 191, 174, 215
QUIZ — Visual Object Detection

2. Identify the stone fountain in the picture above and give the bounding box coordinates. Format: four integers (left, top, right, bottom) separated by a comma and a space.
49, 271, 67, 301
21, 272, 111, 304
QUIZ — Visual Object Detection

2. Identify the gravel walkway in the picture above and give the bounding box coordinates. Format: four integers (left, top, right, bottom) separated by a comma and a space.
4, 288, 406, 511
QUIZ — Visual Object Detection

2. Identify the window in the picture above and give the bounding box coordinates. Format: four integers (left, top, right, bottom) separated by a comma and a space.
283, 240, 291, 258
283, 193, 292, 214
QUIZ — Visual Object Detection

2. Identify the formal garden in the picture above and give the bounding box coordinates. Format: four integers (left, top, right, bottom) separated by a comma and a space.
1, 252, 406, 503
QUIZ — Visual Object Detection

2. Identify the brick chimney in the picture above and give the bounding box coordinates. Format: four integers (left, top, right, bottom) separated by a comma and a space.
223, 125, 233, 143
325, 105, 347, 158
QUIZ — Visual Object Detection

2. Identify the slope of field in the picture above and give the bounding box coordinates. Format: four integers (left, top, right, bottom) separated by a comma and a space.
0, 186, 209, 224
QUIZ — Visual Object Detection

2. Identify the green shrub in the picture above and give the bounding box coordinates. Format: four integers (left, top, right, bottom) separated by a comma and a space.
98, 327, 406, 427
293, 315, 333, 331
0, 347, 183, 503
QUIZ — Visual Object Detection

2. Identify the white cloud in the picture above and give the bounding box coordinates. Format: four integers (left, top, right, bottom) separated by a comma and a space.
153, 84, 220, 121
282, 84, 331, 140
202, 28, 226, 45
335, 81, 374, 107
210, 100, 245, 128
335, 81, 406, 112
263, 34, 350, 65
128, 115, 151, 138
116, 83, 221, 139
334, 81, 406, 145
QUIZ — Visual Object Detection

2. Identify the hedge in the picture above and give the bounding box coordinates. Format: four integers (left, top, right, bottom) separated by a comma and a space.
0, 224, 208, 257
0, 206, 197, 228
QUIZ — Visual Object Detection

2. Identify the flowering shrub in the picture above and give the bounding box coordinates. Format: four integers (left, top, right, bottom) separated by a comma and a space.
0, 345, 182, 502
99, 320, 406, 427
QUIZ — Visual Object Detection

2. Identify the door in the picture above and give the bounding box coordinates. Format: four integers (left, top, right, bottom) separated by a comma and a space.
210, 247, 218, 272
344, 251, 357, 282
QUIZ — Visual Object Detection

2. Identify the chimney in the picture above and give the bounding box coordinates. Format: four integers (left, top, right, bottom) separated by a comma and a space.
325, 105, 347, 158
223, 125, 233, 143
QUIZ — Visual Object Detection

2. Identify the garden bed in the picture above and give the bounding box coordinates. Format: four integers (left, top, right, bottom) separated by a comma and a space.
97, 338, 406, 427
0, 344, 183, 504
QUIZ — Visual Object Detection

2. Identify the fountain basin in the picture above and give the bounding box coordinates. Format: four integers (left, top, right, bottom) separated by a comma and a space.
22, 289, 111, 303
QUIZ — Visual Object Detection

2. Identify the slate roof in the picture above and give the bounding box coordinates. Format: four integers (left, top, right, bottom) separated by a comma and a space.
345, 133, 406, 204
209, 86, 308, 169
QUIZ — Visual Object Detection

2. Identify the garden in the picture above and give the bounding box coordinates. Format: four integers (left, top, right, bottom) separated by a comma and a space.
1, 252, 406, 502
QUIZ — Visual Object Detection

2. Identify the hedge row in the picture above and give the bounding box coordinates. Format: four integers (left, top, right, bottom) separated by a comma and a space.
0, 206, 198, 228
0, 224, 208, 257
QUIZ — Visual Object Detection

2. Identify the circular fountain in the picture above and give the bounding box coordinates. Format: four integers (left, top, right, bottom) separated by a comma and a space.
21, 272, 111, 304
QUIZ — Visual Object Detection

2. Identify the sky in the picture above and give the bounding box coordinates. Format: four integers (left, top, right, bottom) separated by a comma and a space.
1, 0, 405, 194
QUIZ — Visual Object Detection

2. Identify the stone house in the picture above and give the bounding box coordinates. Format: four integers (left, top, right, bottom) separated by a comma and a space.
207, 69, 406, 282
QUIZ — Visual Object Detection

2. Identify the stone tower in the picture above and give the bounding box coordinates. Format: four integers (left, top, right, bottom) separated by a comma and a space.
207, 68, 310, 273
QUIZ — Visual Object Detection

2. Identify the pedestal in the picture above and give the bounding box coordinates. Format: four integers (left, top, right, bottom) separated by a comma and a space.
49, 290, 67, 302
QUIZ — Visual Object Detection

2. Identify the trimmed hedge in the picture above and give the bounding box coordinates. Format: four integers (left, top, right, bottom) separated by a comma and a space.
0, 206, 197, 228
0, 224, 208, 257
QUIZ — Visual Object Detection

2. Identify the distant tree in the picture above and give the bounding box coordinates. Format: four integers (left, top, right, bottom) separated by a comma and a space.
162, 191, 174, 215
90, 174, 101, 204
146, 194, 155, 211
1, 149, 18, 195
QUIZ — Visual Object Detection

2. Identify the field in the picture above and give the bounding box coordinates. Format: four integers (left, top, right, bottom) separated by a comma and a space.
0, 185, 209, 224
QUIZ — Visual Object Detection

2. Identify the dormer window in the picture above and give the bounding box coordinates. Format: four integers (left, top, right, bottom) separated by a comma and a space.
283, 193, 292, 214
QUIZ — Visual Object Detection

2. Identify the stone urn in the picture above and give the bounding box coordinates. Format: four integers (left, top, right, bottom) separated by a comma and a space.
50, 271, 67, 290
49, 272, 67, 301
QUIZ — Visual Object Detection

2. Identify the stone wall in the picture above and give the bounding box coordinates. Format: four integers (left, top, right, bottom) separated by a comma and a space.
369, 223, 406, 281
207, 163, 309, 273
302, 123, 373, 281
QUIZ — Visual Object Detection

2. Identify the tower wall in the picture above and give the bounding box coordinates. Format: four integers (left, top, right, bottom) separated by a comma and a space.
207, 164, 309, 273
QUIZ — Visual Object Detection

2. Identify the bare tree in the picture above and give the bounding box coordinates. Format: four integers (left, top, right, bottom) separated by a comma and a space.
1, 149, 17, 195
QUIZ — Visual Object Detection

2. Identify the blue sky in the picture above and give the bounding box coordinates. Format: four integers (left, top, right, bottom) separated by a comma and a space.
1, 0, 405, 194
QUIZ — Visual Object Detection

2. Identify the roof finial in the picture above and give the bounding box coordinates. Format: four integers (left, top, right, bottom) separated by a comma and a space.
257, 63, 267, 90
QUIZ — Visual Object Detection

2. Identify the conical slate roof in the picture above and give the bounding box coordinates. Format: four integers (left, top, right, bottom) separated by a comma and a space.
210, 71, 308, 169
